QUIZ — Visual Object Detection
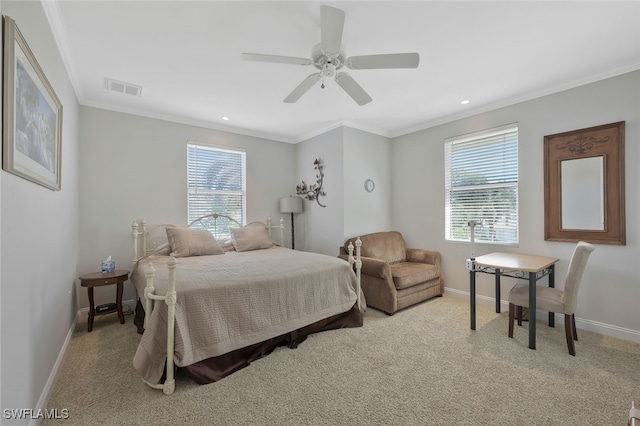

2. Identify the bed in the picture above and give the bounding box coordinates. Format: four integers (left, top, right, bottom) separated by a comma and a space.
130, 214, 363, 395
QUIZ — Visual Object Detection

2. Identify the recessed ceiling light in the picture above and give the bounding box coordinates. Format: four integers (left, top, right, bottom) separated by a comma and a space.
460, 100, 470, 105
221, 116, 230, 121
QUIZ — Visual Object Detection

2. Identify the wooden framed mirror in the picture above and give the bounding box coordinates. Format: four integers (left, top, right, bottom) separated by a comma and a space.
544, 121, 625, 245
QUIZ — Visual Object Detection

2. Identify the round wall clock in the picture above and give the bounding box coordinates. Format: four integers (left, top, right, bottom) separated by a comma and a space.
364, 179, 375, 193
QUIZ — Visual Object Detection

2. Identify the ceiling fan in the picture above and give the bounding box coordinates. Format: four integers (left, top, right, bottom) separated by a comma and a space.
241, 5, 419, 106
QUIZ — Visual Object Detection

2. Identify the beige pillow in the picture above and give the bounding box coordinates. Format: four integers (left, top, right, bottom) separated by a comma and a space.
165, 227, 224, 257
230, 226, 274, 252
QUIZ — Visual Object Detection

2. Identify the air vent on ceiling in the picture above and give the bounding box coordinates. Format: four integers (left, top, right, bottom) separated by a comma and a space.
104, 78, 142, 97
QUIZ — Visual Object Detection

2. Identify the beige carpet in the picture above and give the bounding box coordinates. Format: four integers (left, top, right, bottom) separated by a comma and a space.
43, 295, 639, 425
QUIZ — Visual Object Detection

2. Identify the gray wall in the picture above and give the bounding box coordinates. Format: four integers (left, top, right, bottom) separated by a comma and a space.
343, 127, 391, 239
391, 70, 640, 339
294, 126, 392, 255
0, 0, 80, 420
78, 107, 296, 308
294, 127, 345, 255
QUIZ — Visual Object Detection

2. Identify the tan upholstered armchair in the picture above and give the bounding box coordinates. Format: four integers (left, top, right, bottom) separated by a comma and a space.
340, 231, 443, 315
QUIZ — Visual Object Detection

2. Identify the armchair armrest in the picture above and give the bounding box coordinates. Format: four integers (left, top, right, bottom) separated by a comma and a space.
339, 255, 391, 279
360, 257, 392, 280
406, 248, 441, 266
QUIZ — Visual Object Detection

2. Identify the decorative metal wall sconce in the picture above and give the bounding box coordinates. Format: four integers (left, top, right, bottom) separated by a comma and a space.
296, 158, 326, 207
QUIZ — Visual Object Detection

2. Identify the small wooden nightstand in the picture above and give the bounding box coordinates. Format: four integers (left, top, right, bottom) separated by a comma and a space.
79, 270, 129, 332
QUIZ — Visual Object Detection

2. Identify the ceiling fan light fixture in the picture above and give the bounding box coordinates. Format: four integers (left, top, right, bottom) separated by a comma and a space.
322, 62, 337, 77
242, 5, 419, 106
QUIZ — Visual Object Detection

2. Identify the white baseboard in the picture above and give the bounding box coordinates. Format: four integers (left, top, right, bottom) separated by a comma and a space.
30, 316, 77, 426
444, 288, 640, 344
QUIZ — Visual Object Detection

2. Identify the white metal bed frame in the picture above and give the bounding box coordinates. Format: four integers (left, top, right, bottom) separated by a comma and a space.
131, 213, 362, 395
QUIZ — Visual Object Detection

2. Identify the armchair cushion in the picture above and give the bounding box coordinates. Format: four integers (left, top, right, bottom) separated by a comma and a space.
390, 262, 440, 290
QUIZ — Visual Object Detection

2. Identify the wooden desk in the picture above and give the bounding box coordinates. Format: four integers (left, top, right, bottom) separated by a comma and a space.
80, 270, 129, 332
469, 252, 558, 349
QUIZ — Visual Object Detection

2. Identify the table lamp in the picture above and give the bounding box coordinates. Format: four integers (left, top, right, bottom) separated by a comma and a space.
280, 196, 303, 249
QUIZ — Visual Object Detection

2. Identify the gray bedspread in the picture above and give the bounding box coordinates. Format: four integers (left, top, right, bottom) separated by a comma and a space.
132, 246, 360, 384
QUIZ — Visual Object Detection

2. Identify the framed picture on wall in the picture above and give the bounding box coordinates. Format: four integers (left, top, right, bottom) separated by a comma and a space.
2, 15, 63, 191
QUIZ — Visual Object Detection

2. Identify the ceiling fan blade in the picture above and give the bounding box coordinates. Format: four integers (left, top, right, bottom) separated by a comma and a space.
347, 53, 420, 70
320, 5, 345, 55
334, 72, 372, 106
242, 53, 312, 66
284, 73, 321, 103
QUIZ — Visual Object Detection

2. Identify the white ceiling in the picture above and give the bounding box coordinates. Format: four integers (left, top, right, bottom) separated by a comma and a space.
44, 1, 640, 143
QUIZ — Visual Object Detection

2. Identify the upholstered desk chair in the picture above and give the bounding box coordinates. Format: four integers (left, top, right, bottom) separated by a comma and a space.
508, 241, 595, 355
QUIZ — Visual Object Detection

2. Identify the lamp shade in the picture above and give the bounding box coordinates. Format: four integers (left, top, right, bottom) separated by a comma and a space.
280, 196, 303, 214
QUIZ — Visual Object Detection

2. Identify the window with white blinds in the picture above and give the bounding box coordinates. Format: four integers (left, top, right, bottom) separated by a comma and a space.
444, 124, 519, 244
187, 144, 246, 232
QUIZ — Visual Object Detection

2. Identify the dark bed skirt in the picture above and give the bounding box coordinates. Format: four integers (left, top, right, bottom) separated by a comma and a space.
134, 300, 363, 385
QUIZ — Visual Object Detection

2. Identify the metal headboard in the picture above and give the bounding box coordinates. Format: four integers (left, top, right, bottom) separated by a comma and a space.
188, 213, 242, 240
131, 213, 285, 263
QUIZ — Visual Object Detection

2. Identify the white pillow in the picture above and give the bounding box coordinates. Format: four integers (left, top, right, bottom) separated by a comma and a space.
230, 226, 274, 252
216, 236, 236, 252
165, 227, 224, 257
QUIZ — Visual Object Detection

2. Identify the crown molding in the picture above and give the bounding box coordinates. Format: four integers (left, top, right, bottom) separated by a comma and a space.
42, 0, 85, 103
391, 63, 640, 139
